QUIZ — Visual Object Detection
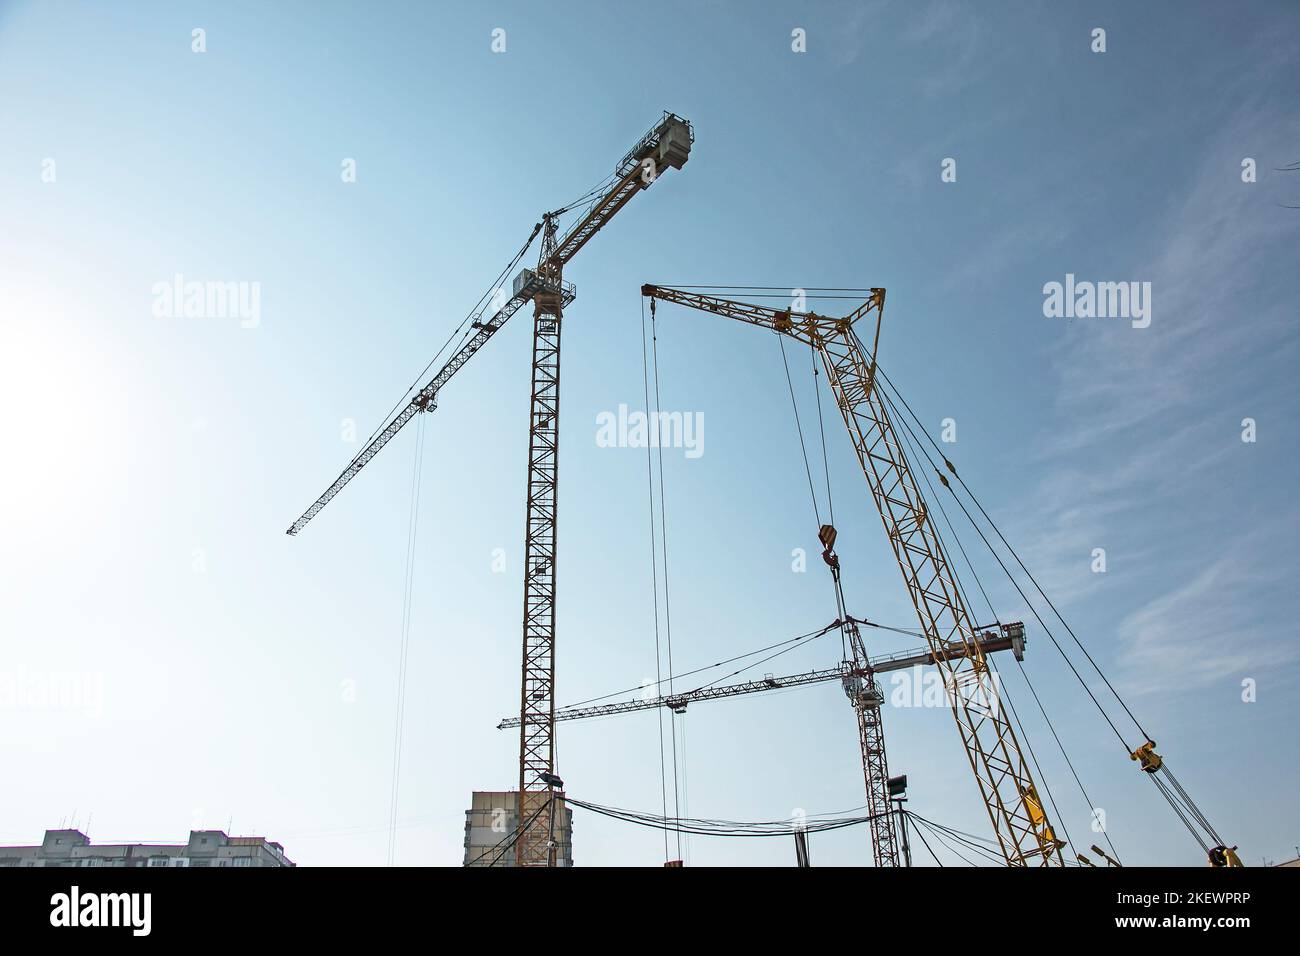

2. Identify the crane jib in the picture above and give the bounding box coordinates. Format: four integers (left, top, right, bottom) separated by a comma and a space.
285, 113, 693, 538
495, 625, 1025, 729
284, 287, 532, 535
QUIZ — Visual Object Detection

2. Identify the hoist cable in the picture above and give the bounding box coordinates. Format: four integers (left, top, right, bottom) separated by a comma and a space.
879, 385, 1094, 862
925, 451, 1131, 751
1152, 774, 1210, 853
639, 296, 671, 863
687, 619, 840, 694
1161, 766, 1223, 846
875, 365, 1222, 861
776, 332, 848, 658
1011, 655, 1123, 863
776, 334, 821, 528
875, 363, 1151, 745
988, 658, 1080, 857
811, 345, 836, 528
847, 617, 929, 642
360, 224, 541, 454
553, 172, 619, 220
680, 714, 691, 866
647, 299, 683, 861
553, 620, 842, 713
880, 380, 1129, 862
386, 414, 427, 866
872, 374, 1133, 754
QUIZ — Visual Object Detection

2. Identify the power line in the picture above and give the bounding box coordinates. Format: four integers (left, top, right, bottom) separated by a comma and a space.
907, 813, 945, 867
568, 798, 873, 839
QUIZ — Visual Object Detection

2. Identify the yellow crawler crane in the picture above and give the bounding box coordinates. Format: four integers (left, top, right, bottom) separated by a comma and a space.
641, 285, 1065, 867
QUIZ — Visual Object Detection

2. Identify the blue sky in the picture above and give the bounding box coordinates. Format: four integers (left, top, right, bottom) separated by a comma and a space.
1, 0, 1297, 867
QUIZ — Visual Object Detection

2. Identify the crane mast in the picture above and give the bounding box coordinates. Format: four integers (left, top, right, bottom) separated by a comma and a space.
641, 285, 1064, 867
517, 216, 568, 867
847, 616, 900, 866
513, 116, 692, 867
819, 522, 901, 867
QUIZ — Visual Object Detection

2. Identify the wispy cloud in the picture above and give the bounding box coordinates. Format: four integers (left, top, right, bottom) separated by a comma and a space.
1047, 33, 1300, 451
1115, 517, 1300, 696
827, 1, 994, 90
824, 0, 886, 68
902, 1, 992, 97
1017, 27, 1300, 698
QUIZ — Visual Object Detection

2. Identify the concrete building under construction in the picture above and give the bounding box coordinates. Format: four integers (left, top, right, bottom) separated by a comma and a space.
463, 791, 573, 867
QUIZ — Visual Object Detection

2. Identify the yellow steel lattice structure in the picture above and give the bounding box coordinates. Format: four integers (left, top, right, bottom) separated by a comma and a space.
641, 285, 1064, 867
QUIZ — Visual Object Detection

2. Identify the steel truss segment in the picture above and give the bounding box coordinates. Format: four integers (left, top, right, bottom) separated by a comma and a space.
819, 327, 1061, 866
553, 173, 645, 266
494, 628, 1023, 729
552, 113, 692, 268
857, 683, 901, 866
844, 612, 901, 868
499, 664, 852, 728
516, 221, 564, 866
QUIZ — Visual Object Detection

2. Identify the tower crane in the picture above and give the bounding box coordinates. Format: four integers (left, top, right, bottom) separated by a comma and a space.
285, 113, 694, 868
496, 622, 1027, 725
639, 285, 1065, 867
497, 618, 1029, 867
